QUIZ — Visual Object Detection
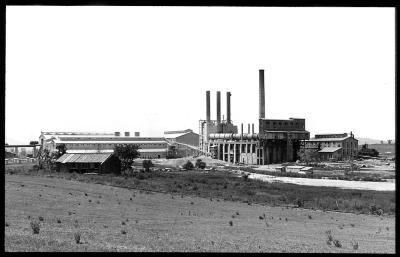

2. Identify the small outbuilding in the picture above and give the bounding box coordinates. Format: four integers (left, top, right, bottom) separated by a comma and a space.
56, 153, 121, 174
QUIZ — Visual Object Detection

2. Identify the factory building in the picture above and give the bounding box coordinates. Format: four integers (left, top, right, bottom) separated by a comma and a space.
39, 131, 169, 159
304, 132, 358, 161
164, 129, 199, 147
200, 69, 310, 165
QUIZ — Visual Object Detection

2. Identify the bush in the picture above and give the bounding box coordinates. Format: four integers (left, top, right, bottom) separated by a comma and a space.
30, 221, 40, 234
142, 160, 154, 172
333, 239, 342, 248
74, 232, 81, 244
183, 161, 194, 170
195, 159, 206, 169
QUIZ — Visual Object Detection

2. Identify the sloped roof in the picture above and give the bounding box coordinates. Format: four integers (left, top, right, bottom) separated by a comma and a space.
54, 140, 166, 144
318, 147, 342, 153
66, 150, 114, 154
56, 153, 113, 164
308, 136, 357, 142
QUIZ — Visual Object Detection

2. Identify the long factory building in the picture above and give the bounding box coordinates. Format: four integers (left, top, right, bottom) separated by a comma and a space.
199, 69, 310, 165
39, 131, 170, 159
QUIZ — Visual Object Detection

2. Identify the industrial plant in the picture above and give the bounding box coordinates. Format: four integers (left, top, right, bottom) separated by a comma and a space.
199, 69, 310, 165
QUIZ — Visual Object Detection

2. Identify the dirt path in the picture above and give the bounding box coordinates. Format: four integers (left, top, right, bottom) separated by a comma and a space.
5, 174, 395, 252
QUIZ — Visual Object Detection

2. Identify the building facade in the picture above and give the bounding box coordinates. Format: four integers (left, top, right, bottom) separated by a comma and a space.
304, 132, 358, 161
39, 131, 169, 159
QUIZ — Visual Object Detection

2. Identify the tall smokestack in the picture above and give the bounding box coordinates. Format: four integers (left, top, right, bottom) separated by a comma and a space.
227, 91, 231, 123
259, 69, 265, 119
252, 123, 254, 134
206, 91, 211, 122
216, 91, 221, 124
248, 124, 250, 134
241, 123, 243, 139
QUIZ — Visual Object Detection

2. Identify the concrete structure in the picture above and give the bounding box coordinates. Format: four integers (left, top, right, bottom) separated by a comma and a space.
304, 132, 358, 161
39, 132, 169, 159
200, 69, 310, 164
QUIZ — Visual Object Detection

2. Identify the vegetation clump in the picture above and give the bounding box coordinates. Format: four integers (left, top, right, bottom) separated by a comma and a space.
183, 161, 194, 170
74, 232, 81, 244
142, 160, 154, 172
30, 221, 40, 234
114, 144, 140, 174
195, 159, 206, 169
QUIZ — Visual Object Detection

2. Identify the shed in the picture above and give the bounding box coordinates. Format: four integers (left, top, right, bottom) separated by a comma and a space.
56, 153, 121, 174
318, 147, 342, 161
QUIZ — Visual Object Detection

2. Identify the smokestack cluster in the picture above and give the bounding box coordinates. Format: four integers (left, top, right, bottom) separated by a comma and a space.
204, 90, 231, 124
259, 69, 265, 119
216, 91, 221, 124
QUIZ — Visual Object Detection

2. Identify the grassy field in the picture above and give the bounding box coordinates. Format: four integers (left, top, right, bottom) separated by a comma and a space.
5, 173, 395, 252
5, 163, 396, 216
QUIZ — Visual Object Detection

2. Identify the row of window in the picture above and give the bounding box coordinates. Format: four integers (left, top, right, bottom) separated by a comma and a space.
264, 121, 304, 128
63, 143, 166, 147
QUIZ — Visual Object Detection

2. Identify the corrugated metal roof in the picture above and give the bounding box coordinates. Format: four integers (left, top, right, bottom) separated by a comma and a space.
138, 149, 167, 153
66, 149, 114, 154
318, 147, 342, 153
55, 140, 166, 144
56, 153, 113, 164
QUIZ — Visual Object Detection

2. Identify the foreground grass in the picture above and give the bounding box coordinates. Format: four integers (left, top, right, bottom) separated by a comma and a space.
6, 163, 395, 216
5, 174, 395, 252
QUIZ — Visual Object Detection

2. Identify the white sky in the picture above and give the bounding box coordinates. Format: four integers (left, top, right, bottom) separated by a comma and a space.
6, 6, 395, 144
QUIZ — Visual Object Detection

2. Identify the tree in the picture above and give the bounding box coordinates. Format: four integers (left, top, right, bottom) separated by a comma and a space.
183, 160, 194, 170
114, 144, 140, 173
195, 159, 206, 169
55, 144, 67, 159
142, 160, 154, 172
297, 148, 319, 164
38, 148, 52, 171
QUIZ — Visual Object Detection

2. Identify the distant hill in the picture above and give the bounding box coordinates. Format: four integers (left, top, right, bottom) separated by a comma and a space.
368, 144, 396, 156
356, 137, 394, 145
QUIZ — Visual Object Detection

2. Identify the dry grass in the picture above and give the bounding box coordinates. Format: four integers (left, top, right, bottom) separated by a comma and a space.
4, 172, 395, 252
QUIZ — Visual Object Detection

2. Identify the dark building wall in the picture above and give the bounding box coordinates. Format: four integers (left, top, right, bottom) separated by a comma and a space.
259, 118, 306, 132
99, 155, 121, 174
176, 132, 200, 147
